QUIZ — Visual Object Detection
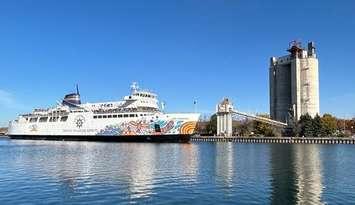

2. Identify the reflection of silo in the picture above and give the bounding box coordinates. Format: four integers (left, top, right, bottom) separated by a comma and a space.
270, 144, 298, 204
294, 145, 323, 205
270, 41, 320, 122
270, 144, 324, 205
215, 143, 234, 187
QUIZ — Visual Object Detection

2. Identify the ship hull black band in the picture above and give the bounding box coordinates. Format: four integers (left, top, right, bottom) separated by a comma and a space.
8, 134, 191, 143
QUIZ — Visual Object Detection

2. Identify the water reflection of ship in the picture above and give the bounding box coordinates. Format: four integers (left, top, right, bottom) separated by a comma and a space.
270, 144, 324, 205
10, 141, 199, 199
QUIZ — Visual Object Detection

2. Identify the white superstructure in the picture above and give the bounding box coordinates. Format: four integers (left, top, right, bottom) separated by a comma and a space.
8, 83, 199, 142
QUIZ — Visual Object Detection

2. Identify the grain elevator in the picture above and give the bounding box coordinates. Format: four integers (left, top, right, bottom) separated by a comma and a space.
269, 41, 320, 123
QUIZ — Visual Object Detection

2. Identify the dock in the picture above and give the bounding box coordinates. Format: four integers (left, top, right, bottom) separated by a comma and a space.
191, 136, 355, 144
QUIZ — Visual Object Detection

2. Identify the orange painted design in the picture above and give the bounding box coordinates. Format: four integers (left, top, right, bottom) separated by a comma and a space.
179, 121, 197, 135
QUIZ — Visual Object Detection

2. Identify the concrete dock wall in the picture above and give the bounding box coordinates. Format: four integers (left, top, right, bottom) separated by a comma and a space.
192, 136, 355, 144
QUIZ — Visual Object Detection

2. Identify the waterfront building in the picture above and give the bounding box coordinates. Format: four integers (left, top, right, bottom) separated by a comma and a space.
269, 41, 320, 122
216, 98, 233, 136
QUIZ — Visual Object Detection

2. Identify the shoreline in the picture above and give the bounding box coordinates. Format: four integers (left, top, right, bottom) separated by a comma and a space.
2, 135, 355, 144
192, 136, 355, 144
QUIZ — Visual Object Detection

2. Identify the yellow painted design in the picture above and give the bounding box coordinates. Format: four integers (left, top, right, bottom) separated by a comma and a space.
180, 121, 197, 135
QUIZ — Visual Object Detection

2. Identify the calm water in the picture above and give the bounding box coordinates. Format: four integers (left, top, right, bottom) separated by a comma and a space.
1, 137, 355, 204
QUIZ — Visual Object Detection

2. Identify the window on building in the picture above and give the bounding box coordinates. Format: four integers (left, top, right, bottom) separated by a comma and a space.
60, 116, 68, 122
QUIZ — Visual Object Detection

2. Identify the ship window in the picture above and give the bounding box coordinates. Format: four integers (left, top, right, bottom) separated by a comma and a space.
30, 118, 38, 123
108, 115, 112, 118
113, 115, 117, 118
129, 114, 135, 117
39, 117, 48, 122
103, 115, 107, 118
60, 116, 68, 122
135, 114, 138, 117
140, 114, 143, 116
154, 124, 161, 132
93, 116, 97, 119
123, 114, 128, 118
117, 114, 122, 118
98, 115, 102, 119
53, 117, 58, 122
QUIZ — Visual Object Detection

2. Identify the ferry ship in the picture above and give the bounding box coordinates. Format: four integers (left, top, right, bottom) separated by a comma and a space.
8, 83, 200, 142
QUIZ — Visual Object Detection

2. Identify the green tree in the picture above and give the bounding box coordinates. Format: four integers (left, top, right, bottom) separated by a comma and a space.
298, 114, 313, 137
235, 119, 253, 136
253, 114, 275, 137
206, 114, 217, 135
351, 118, 355, 134
312, 114, 323, 137
321, 114, 337, 137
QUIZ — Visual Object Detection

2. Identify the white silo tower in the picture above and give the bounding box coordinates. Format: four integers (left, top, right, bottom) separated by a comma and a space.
269, 41, 320, 122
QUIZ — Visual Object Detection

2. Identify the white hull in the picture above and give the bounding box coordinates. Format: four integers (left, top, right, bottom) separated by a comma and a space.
8, 112, 199, 137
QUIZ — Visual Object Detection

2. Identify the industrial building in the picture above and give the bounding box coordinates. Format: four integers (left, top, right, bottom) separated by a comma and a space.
269, 41, 320, 123
216, 98, 233, 136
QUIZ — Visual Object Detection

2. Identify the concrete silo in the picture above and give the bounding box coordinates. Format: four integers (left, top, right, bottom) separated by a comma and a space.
269, 41, 320, 123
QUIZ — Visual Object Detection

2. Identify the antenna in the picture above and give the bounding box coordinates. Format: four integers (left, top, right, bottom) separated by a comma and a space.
76, 84, 80, 95
193, 99, 197, 113
161, 101, 165, 111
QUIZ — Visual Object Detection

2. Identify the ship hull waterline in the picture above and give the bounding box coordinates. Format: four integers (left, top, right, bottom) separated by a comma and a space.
8, 134, 192, 143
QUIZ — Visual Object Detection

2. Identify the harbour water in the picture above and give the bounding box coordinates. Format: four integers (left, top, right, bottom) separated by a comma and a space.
1, 137, 355, 204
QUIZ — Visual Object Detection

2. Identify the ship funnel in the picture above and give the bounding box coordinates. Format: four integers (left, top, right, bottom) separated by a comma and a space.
62, 86, 81, 106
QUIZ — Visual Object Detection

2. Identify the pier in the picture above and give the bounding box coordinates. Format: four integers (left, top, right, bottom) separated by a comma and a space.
216, 98, 287, 137
191, 136, 355, 144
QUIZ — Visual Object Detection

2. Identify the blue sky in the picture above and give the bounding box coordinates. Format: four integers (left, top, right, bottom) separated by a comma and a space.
0, 0, 354, 126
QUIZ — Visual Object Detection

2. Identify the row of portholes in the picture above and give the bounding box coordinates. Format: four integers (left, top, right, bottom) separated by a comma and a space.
93, 113, 150, 119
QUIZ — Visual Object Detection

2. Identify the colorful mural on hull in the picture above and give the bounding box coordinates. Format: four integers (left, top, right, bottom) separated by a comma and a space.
97, 119, 197, 136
